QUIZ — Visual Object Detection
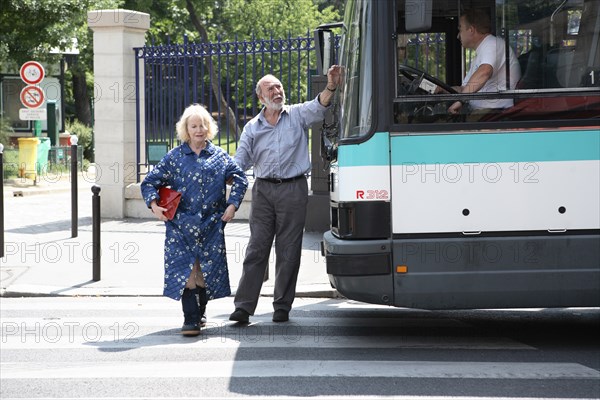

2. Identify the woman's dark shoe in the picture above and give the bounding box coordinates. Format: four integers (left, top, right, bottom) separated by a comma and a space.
181, 288, 201, 336
229, 308, 250, 323
181, 322, 201, 336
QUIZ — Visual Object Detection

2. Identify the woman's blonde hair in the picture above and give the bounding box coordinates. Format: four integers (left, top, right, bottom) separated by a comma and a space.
175, 104, 218, 143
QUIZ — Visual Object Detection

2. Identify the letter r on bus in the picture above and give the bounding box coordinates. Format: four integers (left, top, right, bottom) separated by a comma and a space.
356, 190, 364, 199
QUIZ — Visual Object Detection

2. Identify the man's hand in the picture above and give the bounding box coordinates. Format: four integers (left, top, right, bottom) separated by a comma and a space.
448, 101, 463, 115
320, 65, 344, 106
327, 65, 343, 89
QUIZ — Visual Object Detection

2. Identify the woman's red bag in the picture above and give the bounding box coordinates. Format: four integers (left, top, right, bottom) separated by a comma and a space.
157, 187, 181, 220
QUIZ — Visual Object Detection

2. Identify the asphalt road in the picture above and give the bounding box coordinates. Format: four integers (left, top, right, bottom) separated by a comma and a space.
1, 296, 599, 399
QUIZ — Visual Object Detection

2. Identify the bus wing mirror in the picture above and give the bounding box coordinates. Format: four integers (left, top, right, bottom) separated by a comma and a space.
315, 29, 334, 75
405, 0, 432, 32
315, 22, 343, 75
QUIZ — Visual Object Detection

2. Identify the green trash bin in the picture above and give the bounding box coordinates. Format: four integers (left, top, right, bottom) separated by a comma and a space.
37, 137, 51, 176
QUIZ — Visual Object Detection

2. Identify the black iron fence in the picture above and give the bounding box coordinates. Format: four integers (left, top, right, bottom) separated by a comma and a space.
134, 32, 340, 181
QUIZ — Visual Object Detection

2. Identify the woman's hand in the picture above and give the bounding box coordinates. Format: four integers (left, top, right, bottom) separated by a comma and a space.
221, 204, 236, 222
150, 200, 169, 221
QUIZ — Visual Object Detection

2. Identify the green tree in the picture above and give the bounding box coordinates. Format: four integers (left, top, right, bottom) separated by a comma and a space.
210, 0, 339, 40
1, 0, 343, 139
185, 0, 341, 133
117, 0, 340, 136
0, 0, 122, 127
0, 0, 84, 68
0, 114, 14, 146
123, 0, 198, 43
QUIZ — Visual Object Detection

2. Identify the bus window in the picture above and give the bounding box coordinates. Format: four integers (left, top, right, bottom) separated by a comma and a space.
393, 0, 600, 125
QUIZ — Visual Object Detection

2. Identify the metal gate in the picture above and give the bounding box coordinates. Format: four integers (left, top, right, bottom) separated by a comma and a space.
134, 33, 324, 181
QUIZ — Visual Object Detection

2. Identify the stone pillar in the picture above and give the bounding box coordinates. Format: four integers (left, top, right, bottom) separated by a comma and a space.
88, 9, 149, 218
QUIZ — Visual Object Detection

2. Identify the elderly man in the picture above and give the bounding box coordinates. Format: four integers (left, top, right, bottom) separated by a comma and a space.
230, 65, 343, 323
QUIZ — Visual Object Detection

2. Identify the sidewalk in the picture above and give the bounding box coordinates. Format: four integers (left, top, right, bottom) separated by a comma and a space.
1, 175, 339, 299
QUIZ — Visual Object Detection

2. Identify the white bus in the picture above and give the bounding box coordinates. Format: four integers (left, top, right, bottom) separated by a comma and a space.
319, 0, 600, 309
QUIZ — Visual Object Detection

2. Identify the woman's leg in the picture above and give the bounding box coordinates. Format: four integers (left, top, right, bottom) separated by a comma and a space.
185, 261, 205, 288
181, 261, 206, 335
183, 260, 207, 326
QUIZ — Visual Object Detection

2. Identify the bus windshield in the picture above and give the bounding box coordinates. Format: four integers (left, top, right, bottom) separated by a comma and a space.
339, 0, 373, 139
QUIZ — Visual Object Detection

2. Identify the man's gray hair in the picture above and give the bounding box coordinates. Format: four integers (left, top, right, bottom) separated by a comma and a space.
255, 74, 279, 96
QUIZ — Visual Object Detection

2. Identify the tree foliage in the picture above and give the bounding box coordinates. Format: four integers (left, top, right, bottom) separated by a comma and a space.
0, 0, 122, 71
0, 0, 122, 127
209, 0, 340, 40
1, 0, 343, 135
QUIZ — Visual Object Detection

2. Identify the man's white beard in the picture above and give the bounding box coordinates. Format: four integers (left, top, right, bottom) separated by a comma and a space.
263, 95, 285, 110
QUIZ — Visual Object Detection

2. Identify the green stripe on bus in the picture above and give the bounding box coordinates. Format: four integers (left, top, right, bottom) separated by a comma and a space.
338, 131, 390, 167
391, 130, 600, 164
338, 130, 600, 166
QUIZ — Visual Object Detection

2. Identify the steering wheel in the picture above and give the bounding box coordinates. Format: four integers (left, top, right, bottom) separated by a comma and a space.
397, 65, 465, 123
398, 64, 457, 95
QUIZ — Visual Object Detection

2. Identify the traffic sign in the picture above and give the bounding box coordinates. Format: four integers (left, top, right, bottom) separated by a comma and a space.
20, 61, 45, 85
19, 108, 47, 120
20, 85, 45, 109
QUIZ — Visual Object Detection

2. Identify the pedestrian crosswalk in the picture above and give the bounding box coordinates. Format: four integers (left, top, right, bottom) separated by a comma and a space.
0, 317, 533, 350
4, 360, 599, 380
1, 297, 599, 399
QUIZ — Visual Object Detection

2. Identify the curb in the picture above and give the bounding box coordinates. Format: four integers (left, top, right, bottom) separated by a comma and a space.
0, 285, 341, 299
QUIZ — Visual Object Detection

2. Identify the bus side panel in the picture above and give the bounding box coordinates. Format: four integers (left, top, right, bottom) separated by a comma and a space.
392, 235, 600, 309
387, 128, 600, 309
390, 129, 600, 234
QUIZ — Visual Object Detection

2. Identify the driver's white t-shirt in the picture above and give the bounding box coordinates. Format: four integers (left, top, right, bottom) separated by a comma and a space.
462, 35, 521, 109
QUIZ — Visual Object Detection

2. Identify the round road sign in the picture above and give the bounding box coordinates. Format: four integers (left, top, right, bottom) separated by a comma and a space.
20, 61, 45, 85
20, 85, 45, 108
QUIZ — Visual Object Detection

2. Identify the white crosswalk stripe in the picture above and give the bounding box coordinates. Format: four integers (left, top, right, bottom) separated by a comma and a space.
3, 360, 599, 379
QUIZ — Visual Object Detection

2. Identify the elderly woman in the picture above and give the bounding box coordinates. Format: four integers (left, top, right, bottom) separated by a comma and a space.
141, 104, 248, 336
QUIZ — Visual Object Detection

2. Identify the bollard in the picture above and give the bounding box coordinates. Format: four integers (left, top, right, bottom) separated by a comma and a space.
92, 185, 101, 281
70, 135, 78, 238
0, 143, 4, 258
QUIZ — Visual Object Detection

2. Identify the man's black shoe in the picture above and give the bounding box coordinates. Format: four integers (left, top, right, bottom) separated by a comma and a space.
272, 309, 289, 322
229, 308, 250, 323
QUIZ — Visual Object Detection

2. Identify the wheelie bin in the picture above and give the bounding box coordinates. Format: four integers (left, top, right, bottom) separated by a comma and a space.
37, 137, 50, 176
17, 137, 40, 180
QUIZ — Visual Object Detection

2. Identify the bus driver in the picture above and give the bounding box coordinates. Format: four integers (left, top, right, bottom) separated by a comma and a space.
447, 8, 521, 119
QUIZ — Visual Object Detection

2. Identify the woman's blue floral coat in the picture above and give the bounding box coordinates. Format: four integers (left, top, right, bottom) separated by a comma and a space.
141, 141, 248, 301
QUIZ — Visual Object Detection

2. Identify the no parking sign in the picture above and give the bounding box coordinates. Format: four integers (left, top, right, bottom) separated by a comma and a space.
20, 85, 45, 109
